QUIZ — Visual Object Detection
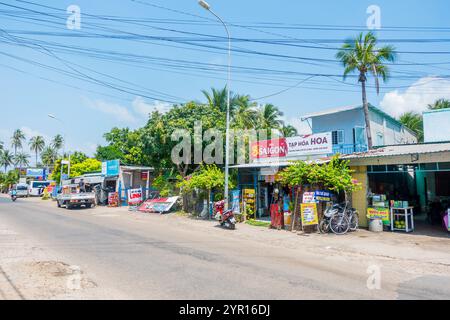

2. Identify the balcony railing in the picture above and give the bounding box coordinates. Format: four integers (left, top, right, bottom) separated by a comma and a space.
329, 144, 368, 156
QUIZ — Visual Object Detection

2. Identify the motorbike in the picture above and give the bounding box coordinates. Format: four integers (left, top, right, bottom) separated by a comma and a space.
11, 192, 17, 202
214, 200, 236, 230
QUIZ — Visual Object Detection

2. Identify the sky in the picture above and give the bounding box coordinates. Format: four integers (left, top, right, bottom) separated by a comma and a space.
1, 0, 450, 162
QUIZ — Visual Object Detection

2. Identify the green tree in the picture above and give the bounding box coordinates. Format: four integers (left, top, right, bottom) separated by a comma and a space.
231, 95, 259, 129
280, 124, 298, 138
0, 150, 14, 172
257, 103, 284, 130
29, 136, 45, 166
336, 32, 397, 149
11, 129, 26, 156
428, 98, 450, 110
14, 152, 30, 168
399, 112, 424, 142
41, 146, 58, 168
69, 158, 102, 178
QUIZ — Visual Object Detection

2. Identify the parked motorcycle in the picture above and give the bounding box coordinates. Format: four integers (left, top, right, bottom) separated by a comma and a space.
214, 200, 237, 230
319, 201, 358, 235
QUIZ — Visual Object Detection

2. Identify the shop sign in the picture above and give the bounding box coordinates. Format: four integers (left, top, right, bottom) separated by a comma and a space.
26, 168, 45, 178
286, 132, 332, 156
102, 160, 120, 177
251, 138, 288, 159
231, 190, 240, 214
127, 188, 143, 205
367, 207, 390, 225
138, 196, 178, 213
108, 192, 119, 207
302, 192, 316, 203
301, 203, 319, 226
141, 171, 149, 181
243, 189, 256, 217
314, 190, 333, 202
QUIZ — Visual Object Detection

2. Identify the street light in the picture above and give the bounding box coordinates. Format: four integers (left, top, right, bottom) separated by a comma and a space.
198, 0, 232, 210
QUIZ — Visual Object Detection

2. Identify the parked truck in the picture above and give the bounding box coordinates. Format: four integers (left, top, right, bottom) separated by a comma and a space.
56, 184, 96, 209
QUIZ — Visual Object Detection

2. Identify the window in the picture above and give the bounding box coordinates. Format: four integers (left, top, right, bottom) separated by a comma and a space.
332, 130, 344, 145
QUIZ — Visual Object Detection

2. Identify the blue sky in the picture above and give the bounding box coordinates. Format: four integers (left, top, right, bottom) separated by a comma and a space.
1, 0, 450, 160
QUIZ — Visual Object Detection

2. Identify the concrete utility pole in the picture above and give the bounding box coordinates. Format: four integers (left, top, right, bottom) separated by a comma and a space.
198, 0, 232, 209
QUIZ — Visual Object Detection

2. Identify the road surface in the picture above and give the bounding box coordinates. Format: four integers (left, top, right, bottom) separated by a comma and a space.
1, 195, 449, 300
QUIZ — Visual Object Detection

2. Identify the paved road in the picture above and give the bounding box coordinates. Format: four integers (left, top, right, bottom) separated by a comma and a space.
0, 196, 449, 299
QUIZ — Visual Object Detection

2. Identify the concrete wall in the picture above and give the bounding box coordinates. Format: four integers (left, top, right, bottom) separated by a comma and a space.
369, 109, 417, 146
351, 166, 369, 228
424, 109, 450, 143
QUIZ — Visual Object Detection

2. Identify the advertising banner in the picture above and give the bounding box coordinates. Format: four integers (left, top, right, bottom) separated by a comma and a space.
314, 190, 334, 202
251, 138, 288, 160
26, 168, 45, 178
127, 188, 143, 205
367, 207, 390, 225
231, 190, 240, 214
302, 192, 316, 203
301, 203, 319, 226
138, 197, 178, 213
108, 192, 119, 207
102, 160, 120, 177
286, 133, 332, 156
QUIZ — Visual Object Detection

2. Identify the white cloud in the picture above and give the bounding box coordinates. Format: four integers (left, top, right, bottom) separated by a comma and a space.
86, 99, 137, 123
380, 77, 450, 118
132, 97, 172, 116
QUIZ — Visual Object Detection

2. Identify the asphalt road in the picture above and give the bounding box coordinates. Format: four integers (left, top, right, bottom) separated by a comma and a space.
1, 196, 449, 300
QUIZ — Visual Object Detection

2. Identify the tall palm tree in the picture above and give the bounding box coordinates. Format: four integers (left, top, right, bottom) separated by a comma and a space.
51, 134, 64, 153
0, 150, 14, 173
41, 146, 58, 167
257, 104, 284, 130
11, 129, 26, 156
14, 152, 30, 168
232, 95, 259, 129
280, 124, 298, 138
399, 112, 424, 142
336, 32, 397, 149
428, 98, 450, 110
202, 87, 240, 113
29, 136, 45, 166
0, 140, 4, 152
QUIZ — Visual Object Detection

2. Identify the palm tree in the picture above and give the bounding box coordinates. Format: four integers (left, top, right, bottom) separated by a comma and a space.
399, 112, 424, 142
0, 150, 14, 172
51, 134, 64, 153
41, 146, 58, 167
428, 98, 450, 110
29, 136, 45, 166
202, 87, 240, 113
336, 32, 397, 149
232, 95, 259, 129
14, 152, 30, 168
0, 140, 4, 152
280, 124, 298, 138
11, 129, 26, 156
257, 104, 284, 130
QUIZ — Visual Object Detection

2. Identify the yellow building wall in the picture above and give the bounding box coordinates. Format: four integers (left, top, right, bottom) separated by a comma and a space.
351, 166, 369, 228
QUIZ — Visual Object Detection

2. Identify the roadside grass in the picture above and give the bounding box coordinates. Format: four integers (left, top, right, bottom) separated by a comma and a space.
245, 219, 271, 228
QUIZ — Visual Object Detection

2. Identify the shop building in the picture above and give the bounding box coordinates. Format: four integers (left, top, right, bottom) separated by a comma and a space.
301, 104, 418, 154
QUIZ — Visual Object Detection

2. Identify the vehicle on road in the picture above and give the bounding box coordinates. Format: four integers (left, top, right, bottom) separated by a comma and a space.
214, 200, 237, 230
29, 181, 51, 197
14, 183, 29, 198
56, 184, 96, 210
10, 189, 17, 202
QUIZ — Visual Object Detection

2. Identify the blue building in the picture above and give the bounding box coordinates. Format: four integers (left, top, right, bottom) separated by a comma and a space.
301, 104, 418, 155
423, 108, 450, 143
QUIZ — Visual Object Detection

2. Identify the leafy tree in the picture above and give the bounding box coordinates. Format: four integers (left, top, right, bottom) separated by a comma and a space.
41, 146, 58, 167
95, 145, 124, 162
69, 158, 102, 178
51, 134, 64, 153
50, 151, 88, 182
428, 98, 450, 110
0, 170, 19, 191
336, 32, 397, 149
14, 152, 30, 168
280, 124, 298, 138
257, 103, 284, 130
29, 136, 45, 166
399, 112, 424, 142
11, 129, 26, 156
0, 150, 14, 172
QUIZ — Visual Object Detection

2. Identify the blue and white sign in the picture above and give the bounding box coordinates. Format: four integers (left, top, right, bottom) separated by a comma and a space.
26, 168, 45, 178
102, 160, 120, 177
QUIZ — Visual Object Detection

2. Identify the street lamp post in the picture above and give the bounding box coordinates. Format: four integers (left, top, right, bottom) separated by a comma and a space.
198, 0, 232, 210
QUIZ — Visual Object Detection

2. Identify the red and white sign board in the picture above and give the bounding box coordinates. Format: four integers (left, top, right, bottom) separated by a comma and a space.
127, 188, 143, 205
250, 133, 332, 160
138, 196, 179, 213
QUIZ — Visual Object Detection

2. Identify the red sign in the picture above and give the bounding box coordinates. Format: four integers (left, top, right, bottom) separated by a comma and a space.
251, 138, 288, 159
141, 172, 149, 181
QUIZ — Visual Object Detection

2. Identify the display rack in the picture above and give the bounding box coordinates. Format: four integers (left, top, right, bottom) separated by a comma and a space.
390, 207, 414, 233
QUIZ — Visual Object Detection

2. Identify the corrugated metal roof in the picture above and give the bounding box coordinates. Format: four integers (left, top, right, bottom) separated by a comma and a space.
340, 142, 450, 159
301, 104, 361, 119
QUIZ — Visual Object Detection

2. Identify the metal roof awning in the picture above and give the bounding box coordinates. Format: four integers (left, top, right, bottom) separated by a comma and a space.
120, 165, 154, 171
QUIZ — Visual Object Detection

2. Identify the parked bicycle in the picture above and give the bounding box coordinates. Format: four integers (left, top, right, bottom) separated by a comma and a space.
319, 201, 359, 235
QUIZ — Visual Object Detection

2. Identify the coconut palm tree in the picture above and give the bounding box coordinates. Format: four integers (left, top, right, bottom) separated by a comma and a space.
232, 95, 259, 129
11, 129, 26, 156
428, 98, 450, 110
0, 150, 14, 173
257, 104, 284, 130
51, 134, 64, 153
14, 152, 30, 168
41, 146, 58, 167
336, 32, 397, 149
202, 86, 240, 113
29, 136, 45, 166
399, 112, 424, 142
280, 124, 298, 138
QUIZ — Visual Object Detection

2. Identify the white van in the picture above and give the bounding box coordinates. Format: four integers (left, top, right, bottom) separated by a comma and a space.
15, 183, 29, 197
29, 181, 51, 196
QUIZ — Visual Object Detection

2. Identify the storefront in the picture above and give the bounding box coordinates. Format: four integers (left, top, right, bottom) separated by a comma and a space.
345, 142, 450, 234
